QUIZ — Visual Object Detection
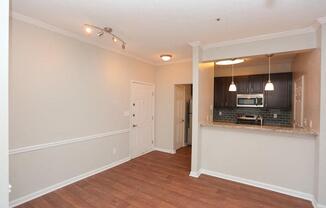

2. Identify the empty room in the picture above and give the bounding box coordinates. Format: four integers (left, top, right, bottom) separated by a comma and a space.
2, 0, 326, 208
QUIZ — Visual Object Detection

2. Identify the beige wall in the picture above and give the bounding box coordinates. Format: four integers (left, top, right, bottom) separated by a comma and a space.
155, 62, 192, 151
292, 50, 321, 131
201, 127, 316, 196
199, 62, 214, 122
9, 19, 155, 202
215, 62, 292, 77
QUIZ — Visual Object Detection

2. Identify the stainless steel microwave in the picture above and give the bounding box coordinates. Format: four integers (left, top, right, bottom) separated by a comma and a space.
237, 94, 264, 108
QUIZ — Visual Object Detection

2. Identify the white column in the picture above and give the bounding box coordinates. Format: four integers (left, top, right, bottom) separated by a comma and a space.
189, 41, 202, 177
316, 19, 326, 206
0, 0, 10, 207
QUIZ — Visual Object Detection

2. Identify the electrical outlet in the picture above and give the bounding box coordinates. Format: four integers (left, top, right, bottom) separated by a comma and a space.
219, 111, 222, 116
113, 147, 117, 155
309, 120, 313, 128
273, 114, 277, 119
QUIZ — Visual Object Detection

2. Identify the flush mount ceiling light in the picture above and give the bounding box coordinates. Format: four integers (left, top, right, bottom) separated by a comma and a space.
216, 58, 244, 65
84, 24, 126, 50
160, 54, 172, 62
264, 54, 275, 91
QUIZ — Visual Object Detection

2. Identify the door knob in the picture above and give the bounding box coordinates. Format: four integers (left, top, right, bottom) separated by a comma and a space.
133, 124, 137, 128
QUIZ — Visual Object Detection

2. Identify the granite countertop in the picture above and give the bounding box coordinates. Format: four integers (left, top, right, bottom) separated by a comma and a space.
200, 121, 318, 136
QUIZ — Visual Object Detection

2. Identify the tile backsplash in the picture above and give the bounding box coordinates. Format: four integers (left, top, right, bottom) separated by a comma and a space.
213, 107, 292, 127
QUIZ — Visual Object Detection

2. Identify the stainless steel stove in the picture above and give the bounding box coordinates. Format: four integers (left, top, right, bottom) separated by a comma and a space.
237, 114, 263, 126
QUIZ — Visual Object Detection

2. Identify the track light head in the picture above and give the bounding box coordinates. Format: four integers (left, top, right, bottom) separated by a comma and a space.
112, 37, 118, 43
84, 24, 126, 50
104, 27, 112, 33
97, 31, 104, 37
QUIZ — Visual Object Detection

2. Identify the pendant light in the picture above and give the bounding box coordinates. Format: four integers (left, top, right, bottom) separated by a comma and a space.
265, 55, 274, 91
229, 63, 237, 92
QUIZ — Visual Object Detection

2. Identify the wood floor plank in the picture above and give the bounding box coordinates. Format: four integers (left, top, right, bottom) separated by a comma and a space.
16, 146, 313, 208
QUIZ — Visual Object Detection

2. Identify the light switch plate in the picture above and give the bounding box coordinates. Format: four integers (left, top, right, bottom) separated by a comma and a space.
273, 114, 277, 119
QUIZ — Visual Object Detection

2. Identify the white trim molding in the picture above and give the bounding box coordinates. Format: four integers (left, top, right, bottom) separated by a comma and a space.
312, 198, 326, 208
9, 129, 129, 155
189, 171, 200, 178
199, 169, 315, 203
202, 26, 316, 49
9, 157, 130, 208
154, 147, 176, 154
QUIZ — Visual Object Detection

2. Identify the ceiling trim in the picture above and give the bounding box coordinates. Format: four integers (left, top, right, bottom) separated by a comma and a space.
202, 26, 316, 50
189, 41, 201, 47
11, 12, 157, 66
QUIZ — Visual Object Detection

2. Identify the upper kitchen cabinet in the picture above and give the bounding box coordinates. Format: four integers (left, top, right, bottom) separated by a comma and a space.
265, 73, 292, 109
249, 74, 268, 94
234, 76, 249, 94
214, 77, 236, 108
234, 75, 268, 94
214, 73, 292, 109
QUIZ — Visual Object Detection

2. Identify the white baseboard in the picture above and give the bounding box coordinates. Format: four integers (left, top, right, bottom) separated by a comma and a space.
154, 147, 176, 154
312, 198, 326, 208
10, 157, 130, 208
200, 169, 314, 203
189, 171, 200, 178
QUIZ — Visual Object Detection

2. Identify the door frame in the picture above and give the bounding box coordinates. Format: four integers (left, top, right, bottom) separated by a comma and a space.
0, 0, 9, 207
174, 85, 187, 151
293, 75, 304, 127
129, 80, 155, 159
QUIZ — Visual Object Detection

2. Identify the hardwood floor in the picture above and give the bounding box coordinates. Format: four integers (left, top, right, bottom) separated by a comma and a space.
17, 146, 313, 208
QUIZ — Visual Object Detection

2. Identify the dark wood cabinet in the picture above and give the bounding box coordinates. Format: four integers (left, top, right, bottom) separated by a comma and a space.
249, 75, 267, 94
214, 77, 236, 108
234, 76, 249, 94
214, 73, 292, 109
265, 73, 292, 109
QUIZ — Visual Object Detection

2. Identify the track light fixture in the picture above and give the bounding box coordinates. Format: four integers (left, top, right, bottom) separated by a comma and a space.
84, 24, 126, 50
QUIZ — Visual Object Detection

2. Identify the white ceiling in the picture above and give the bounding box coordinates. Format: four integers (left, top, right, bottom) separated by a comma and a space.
11, 0, 326, 65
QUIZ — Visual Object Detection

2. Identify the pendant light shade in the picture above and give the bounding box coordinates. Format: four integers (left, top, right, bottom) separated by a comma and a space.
229, 81, 237, 92
229, 64, 237, 92
265, 55, 274, 91
264, 80, 274, 91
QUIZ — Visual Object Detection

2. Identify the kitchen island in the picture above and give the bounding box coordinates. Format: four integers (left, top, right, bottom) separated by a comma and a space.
197, 121, 317, 200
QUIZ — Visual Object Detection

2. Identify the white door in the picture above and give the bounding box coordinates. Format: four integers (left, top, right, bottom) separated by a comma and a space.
294, 75, 304, 127
174, 85, 186, 150
130, 82, 154, 158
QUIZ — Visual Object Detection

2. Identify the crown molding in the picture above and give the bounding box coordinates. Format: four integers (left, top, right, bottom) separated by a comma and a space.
202, 26, 316, 50
189, 41, 201, 47
11, 12, 157, 66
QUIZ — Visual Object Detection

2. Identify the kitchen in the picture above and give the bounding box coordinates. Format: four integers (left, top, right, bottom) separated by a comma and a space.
191, 45, 321, 203
212, 51, 316, 130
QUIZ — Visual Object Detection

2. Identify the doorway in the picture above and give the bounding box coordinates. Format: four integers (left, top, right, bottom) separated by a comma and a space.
174, 84, 192, 151
130, 81, 155, 158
